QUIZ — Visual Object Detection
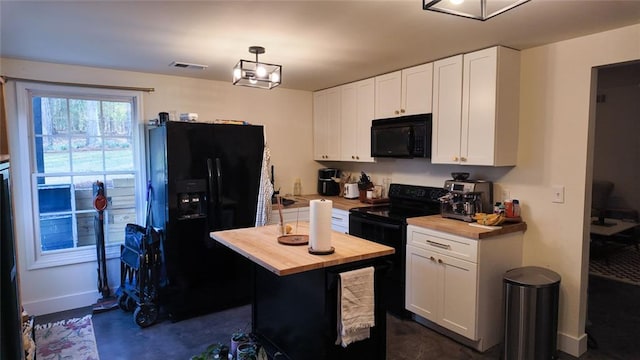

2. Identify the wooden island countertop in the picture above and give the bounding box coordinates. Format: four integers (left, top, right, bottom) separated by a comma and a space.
407, 215, 527, 240
210, 222, 394, 276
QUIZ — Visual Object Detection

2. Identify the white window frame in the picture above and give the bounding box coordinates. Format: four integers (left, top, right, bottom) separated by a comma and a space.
12, 82, 147, 270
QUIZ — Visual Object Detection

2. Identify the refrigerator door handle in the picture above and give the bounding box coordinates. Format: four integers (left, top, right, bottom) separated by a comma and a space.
215, 158, 223, 207
207, 158, 216, 205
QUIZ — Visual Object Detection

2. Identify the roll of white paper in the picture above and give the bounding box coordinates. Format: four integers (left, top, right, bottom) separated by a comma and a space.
309, 199, 332, 251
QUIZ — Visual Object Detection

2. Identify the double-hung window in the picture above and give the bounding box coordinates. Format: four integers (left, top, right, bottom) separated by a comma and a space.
13, 82, 145, 268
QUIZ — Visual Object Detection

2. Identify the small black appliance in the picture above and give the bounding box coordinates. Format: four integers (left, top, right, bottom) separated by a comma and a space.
371, 113, 432, 158
317, 168, 340, 196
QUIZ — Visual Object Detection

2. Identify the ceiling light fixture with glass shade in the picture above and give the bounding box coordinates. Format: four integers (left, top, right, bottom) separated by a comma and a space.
233, 46, 282, 89
423, 0, 531, 21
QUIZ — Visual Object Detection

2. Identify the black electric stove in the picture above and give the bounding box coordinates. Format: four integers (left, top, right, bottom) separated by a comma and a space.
350, 183, 447, 222
348, 183, 447, 318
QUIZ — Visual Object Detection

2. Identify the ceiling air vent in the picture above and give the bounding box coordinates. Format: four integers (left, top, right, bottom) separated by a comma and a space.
169, 61, 208, 70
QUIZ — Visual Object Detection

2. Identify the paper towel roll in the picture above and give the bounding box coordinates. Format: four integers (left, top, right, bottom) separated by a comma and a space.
309, 199, 332, 251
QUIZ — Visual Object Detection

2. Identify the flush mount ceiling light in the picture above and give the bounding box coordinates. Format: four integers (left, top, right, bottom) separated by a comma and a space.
423, 0, 531, 21
233, 46, 282, 90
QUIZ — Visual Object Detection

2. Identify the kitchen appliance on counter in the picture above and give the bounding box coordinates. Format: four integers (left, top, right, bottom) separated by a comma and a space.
440, 180, 493, 222
344, 183, 359, 199
349, 183, 448, 318
317, 168, 340, 196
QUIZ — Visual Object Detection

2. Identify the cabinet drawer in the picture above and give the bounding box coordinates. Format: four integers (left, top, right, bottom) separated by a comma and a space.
331, 209, 349, 231
407, 225, 477, 263
268, 207, 310, 225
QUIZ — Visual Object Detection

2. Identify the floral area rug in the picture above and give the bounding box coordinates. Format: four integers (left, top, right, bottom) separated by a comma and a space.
590, 245, 640, 286
35, 315, 100, 360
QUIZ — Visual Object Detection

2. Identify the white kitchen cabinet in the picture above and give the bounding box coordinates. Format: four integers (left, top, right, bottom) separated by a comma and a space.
431, 46, 520, 166
330, 208, 349, 234
341, 78, 375, 162
313, 87, 341, 161
268, 206, 310, 226
375, 63, 433, 119
405, 224, 523, 352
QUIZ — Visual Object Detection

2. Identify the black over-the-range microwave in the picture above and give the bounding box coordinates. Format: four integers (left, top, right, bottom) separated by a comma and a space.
370, 113, 432, 158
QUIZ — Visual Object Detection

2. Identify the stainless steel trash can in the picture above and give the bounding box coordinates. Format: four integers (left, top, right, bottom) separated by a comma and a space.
503, 266, 561, 360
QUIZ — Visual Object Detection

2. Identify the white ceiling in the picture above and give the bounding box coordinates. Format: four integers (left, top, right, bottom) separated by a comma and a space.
1, 0, 639, 91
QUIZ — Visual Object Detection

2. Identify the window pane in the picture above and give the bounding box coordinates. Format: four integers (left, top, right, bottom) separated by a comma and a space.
40, 214, 74, 251
37, 176, 73, 214
107, 208, 135, 245
71, 135, 103, 151
102, 101, 132, 137
72, 147, 105, 172
76, 212, 96, 247
36, 135, 71, 173
73, 176, 103, 211
33, 97, 69, 136
69, 99, 100, 136
107, 175, 135, 209
105, 138, 134, 171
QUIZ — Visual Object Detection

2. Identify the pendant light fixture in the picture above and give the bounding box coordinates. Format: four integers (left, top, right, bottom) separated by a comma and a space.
233, 46, 282, 89
423, 0, 531, 21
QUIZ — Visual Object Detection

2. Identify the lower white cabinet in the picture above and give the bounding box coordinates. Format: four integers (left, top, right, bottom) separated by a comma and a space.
268, 207, 310, 225
405, 224, 523, 352
268, 207, 348, 234
331, 208, 349, 234
406, 245, 478, 339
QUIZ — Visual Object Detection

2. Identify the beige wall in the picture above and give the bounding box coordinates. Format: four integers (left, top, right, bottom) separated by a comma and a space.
0, 57, 320, 314
501, 24, 640, 356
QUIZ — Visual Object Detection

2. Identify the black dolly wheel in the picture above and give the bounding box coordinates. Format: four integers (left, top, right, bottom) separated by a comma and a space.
118, 294, 136, 312
133, 304, 159, 328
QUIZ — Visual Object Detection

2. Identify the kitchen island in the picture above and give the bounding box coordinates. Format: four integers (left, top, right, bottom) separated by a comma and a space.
210, 222, 394, 360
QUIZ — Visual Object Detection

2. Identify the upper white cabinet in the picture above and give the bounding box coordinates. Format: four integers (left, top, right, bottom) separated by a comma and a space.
431, 46, 520, 166
375, 63, 433, 119
313, 87, 341, 161
341, 78, 375, 162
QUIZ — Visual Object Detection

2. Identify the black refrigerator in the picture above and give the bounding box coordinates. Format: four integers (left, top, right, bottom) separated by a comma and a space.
148, 121, 265, 321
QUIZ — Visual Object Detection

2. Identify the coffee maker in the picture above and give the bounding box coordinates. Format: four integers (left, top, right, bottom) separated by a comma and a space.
440, 180, 493, 222
317, 168, 340, 196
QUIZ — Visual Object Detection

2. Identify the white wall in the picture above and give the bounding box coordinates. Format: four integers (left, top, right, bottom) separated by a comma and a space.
502, 24, 640, 356
0, 58, 320, 315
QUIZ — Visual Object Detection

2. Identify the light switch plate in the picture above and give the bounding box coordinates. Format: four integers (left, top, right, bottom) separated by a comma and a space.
552, 185, 565, 203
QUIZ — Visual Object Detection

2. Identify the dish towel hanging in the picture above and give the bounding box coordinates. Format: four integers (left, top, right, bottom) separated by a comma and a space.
255, 146, 274, 226
336, 266, 375, 347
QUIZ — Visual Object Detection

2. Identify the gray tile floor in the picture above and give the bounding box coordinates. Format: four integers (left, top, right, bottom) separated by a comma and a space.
36, 275, 639, 359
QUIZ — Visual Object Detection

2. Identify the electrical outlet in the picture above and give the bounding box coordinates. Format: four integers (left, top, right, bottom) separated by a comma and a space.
552, 185, 565, 203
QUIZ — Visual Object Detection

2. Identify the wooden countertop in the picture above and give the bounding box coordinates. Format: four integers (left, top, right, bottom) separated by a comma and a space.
0, 154, 9, 164
210, 222, 394, 276
274, 194, 381, 211
407, 215, 527, 240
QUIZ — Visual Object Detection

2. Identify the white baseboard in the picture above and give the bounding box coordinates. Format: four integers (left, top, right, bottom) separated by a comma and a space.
22, 289, 110, 316
558, 331, 588, 357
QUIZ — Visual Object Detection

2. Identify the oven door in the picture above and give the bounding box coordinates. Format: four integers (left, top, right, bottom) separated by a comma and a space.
348, 212, 409, 318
